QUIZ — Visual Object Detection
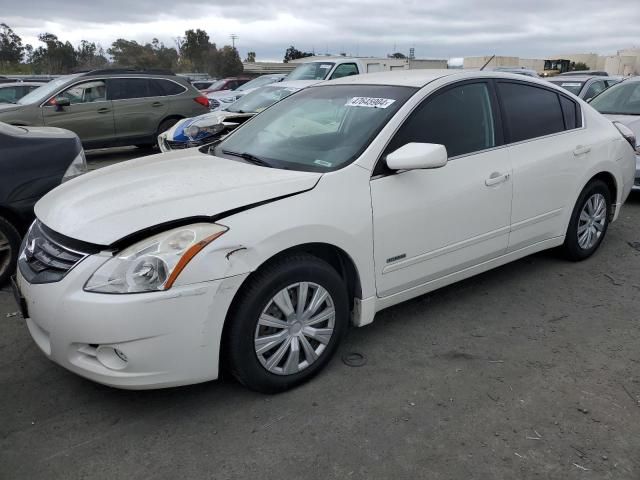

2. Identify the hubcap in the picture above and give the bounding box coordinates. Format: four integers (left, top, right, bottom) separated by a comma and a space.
254, 282, 336, 376
578, 193, 607, 250
0, 230, 11, 278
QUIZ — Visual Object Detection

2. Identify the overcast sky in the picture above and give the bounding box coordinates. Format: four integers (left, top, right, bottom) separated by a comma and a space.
3, 0, 639, 63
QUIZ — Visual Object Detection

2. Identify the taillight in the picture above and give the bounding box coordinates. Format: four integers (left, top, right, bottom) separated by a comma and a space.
194, 96, 209, 108
613, 121, 639, 153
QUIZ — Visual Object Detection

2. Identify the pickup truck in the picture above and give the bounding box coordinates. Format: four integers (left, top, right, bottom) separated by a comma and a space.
287, 57, 410, 81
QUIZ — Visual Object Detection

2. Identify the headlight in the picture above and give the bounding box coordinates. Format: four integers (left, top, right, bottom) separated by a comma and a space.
62, 150, 87, 183
185, 122, 225, 140
84, 223, 228, 294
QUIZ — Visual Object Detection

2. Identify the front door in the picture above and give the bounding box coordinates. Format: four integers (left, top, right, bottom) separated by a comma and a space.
371, 81, 513, 297
42, 79, 115, 146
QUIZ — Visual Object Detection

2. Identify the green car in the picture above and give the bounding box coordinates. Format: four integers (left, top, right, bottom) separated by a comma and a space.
0, 69, 210, 149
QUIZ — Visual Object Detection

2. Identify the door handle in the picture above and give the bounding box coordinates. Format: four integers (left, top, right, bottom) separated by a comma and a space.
573, 145, 591, 156
485, 172, 510, 186
152, 102, 163, 107
97, 108, 110, 114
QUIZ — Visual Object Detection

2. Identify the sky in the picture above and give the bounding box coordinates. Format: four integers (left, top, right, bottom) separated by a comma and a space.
2, 0, 639, 63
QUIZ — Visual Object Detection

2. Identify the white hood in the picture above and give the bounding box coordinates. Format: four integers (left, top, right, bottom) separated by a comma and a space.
604, 114, 640, 139
35, 151, 321, 245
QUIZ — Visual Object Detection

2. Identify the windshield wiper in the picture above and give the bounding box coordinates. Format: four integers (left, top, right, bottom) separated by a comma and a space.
221, 149, 273, 168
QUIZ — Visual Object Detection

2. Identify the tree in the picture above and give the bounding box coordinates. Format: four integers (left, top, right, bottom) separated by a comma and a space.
108, 38, 178, 70
181, 29, 211, 72
388, 52, 406, 59
572, 62, 589, 71
217, 46, 243, 77
75, 40, 108, 69
0, 23, 24, 68
31, 33, 77, 74
283, 45, 313, 63
244, 51, 256, 63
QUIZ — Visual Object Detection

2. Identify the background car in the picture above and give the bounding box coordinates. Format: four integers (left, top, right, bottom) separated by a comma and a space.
159, 80, 317, 151
192, 79, 218, 90
548, 75, 623, 100
0, 69, 210, 149
207, 74, 286, 111
0, 121, 86, 284
590, 77, 640, 189
558, 70, 609, 77
0, 82, 46, 103
201, 77, 251, 95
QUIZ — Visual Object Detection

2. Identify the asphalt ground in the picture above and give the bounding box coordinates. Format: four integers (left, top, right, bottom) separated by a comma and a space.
1, 148, 639, 479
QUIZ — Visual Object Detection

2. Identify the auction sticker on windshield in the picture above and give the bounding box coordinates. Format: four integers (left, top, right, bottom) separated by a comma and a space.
561, 83, 582, 87
346, 97, 396, 108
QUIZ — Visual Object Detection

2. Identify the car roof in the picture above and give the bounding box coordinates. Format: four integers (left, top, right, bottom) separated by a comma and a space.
321, 69, 554, 88
0, 82, 46, 87
548, 76, 596, 82
276, 80, 322, 89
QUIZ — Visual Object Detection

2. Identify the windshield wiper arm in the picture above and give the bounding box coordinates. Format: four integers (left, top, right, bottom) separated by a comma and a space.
221, 149, 273, 168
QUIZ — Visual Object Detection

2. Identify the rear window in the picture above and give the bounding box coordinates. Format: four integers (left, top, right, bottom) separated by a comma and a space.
549, 81, 584, 96
153, 79, 187, 96
498, 82, 566, 143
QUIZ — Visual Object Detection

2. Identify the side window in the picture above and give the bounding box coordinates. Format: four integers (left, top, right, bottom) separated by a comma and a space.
584, 80, 606, 101
58, 80, 107, 104
227, 81, 238, 90
109, 78, 152, 100
152, 79, 186, 96
385, 82, 496, 158
330, 63, 359, 80
497, 82, 565, 143
559, 95, 580, 130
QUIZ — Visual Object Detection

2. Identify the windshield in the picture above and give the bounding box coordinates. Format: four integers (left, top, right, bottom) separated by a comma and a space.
17, 75, 76, 105
215, 84, 416, 172
206, 79, 228, 91
287, 62, 335, 81
549, 81, 584, 96
237, 75, 280, 91
226, 85, 300, 113
590, 81, 640, 115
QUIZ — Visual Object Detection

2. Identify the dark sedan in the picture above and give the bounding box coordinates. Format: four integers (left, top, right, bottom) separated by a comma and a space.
0, 122, 86, 283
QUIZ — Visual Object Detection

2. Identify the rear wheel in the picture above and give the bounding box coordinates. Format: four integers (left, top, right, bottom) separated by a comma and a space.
562, 180, 611, 261
225, 255, 349, 393
0, 216, 21, 285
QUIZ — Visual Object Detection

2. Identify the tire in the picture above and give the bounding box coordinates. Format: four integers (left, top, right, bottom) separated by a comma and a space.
225, 255, 349, 393
157, 118, 180, 136
562, 179, 612, 261
0, 216, 21, 285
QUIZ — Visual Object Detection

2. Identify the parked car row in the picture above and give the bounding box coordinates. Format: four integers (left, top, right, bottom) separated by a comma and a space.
0, 82, 46, 103
9, 69, 636, 395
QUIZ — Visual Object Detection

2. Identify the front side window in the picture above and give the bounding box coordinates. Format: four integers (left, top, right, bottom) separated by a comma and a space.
57, 80, 107, 104
109, 78, 153, 100
386, 82, 496, 158
583, 80, 606, 101
214, 85, 416, 172
330, 63, 359, 80
17, 74, 81, 105
590, 81, 640, 115
498, 82, 565, 143
287, 62, 335, 81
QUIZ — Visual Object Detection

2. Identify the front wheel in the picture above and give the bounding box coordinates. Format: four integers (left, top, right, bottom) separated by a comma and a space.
225, 255, 349, 393
562, 180, 612, 261
0, 216, 21, 285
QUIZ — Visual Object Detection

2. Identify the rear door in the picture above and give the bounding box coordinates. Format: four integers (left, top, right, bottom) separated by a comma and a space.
41, 79, 115, 146
496, 81, 590, 250
108, 77, 168, 141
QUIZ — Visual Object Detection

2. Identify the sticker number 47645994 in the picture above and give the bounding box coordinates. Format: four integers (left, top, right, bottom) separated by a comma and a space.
345, 97, 396, 108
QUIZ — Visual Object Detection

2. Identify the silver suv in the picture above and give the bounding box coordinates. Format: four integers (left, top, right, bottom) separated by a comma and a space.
0, 69, 211, 149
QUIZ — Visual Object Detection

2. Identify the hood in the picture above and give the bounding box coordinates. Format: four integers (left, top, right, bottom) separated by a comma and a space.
207, 89, 236, 99
0, 103, 23, 114
165, 110, 253, 142
604, 114, 640, 139
35, 151, 321, 245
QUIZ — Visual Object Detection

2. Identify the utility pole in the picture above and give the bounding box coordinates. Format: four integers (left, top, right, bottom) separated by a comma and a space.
230, 34, 239, 49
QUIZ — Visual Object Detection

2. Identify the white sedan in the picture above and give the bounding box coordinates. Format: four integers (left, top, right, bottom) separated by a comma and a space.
14, 70, 636, 393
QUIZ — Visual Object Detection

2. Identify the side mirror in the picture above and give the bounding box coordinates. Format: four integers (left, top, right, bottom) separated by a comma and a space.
49, 96, 70, 111
386, 143, 448, 171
